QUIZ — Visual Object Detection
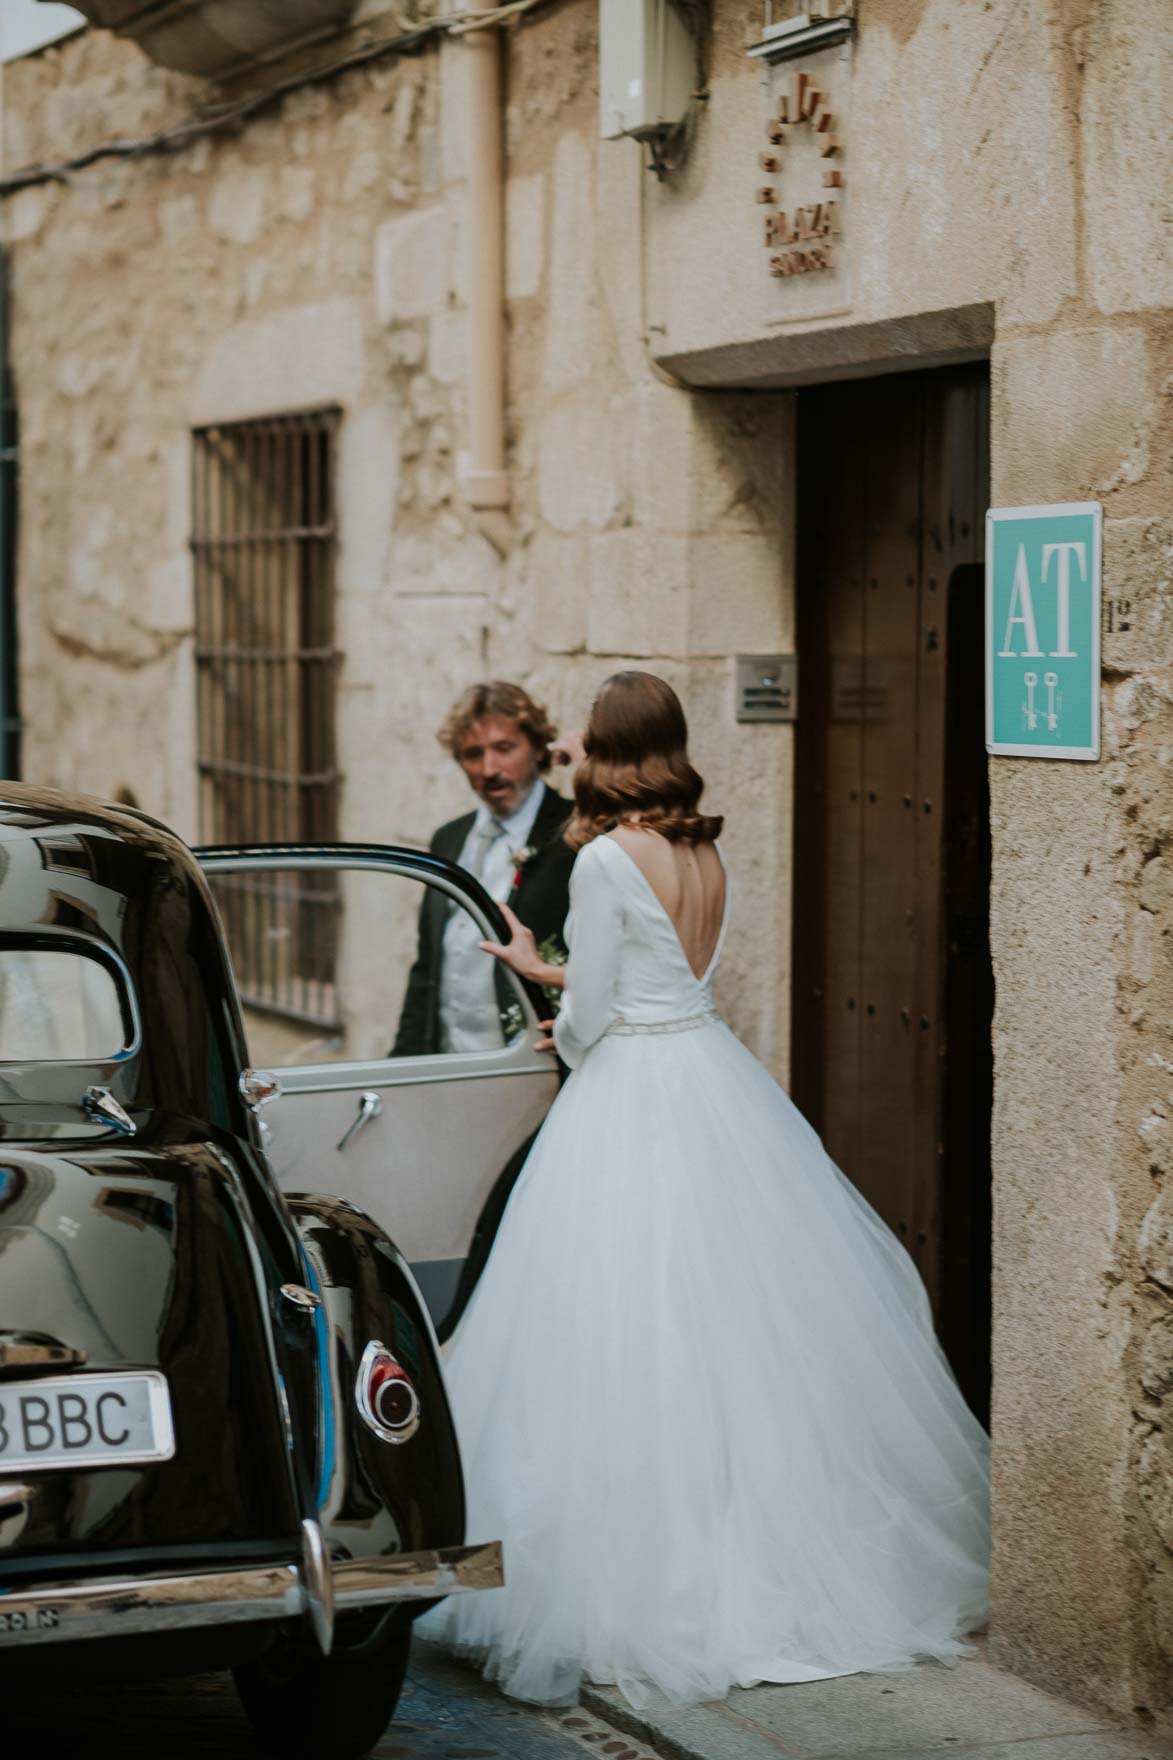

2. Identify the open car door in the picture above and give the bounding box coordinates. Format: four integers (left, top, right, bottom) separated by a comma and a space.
197, 844, 559, 1335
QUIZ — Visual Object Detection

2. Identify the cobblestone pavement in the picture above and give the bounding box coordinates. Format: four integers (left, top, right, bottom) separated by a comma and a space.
0, 1637, 662, 1760
6, 1640, 1168, 1760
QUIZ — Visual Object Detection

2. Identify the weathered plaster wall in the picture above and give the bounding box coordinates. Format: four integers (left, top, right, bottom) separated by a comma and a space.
0, 7, 796, 1072
644, 0, 1081, 375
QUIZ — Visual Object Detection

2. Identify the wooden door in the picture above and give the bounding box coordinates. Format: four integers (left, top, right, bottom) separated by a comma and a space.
792, 364, 991, 1415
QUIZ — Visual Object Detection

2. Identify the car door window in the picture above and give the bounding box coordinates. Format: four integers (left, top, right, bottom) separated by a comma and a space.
201, 852, 559, 1335
207, 865, 521, 1067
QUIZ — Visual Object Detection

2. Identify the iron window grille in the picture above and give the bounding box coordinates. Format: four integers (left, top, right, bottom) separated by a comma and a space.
192, 409, 342, 1030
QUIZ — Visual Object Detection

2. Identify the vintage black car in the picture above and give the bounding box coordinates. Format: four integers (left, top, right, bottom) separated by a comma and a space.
0, 787, 546, 1758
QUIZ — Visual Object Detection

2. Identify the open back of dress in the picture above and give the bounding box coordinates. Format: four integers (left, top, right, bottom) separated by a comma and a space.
605, 829, 726, 983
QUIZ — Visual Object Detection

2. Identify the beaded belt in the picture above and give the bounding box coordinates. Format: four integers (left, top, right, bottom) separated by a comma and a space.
604, 1009, 722, 1037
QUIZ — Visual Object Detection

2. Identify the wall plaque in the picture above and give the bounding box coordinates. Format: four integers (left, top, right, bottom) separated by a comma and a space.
736, 654, 798, 723
985, 502, 1102, 761
755, 69, 844, 278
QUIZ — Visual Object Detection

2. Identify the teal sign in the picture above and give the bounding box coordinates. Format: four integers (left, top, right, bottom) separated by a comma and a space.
986, 502, 1102, 761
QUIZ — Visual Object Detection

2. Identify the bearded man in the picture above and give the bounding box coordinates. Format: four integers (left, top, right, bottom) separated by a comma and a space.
392, 681, 574, 1058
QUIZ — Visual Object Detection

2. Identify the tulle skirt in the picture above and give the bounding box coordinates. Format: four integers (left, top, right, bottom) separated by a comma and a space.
419, 1019, 990, 1709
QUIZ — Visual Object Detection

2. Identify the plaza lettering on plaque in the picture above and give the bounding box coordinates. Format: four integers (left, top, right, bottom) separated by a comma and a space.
985, 502, 1102, 761
756, 70, 844, 277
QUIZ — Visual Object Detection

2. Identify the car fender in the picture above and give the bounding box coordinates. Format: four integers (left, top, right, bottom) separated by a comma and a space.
288, 1193, 466, 1571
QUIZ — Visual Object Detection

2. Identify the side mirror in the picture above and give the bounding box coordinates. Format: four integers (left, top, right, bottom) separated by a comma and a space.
240, 1068, 282, 1110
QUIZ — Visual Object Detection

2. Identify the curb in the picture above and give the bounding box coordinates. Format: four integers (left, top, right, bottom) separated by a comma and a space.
579, 1687, 712, 1760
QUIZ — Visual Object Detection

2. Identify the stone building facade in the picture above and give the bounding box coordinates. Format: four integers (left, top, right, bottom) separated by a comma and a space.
2, 0, 1172, 1731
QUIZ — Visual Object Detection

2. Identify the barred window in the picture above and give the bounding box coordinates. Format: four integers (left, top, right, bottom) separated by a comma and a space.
192, 410, 342, 1030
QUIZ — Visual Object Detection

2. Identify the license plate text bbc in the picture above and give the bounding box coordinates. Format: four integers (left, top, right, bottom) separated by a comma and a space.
0, 1389, 135, 1455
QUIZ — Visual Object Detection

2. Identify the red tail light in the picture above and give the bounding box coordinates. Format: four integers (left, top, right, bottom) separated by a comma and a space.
356, 1341, 420, 1444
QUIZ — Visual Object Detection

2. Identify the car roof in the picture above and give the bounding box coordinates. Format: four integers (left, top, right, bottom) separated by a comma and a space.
0, 782, 182, 853
0, 782, 251, 1126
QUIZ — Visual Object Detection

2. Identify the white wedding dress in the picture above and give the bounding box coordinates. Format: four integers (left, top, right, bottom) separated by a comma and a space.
420, 833, 990, 1709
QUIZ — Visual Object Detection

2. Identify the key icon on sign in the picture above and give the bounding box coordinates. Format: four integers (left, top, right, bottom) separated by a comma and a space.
1044, 671, 1061, 731
1023, 671, 1039, 730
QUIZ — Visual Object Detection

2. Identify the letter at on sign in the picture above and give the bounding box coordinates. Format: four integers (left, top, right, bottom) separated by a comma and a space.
1040, 540, 1085, 658
986, 502, 1101, 762
998, 545, 1043, 657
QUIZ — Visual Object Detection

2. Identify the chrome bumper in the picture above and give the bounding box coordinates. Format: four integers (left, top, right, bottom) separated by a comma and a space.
0, 1535, 502, 1653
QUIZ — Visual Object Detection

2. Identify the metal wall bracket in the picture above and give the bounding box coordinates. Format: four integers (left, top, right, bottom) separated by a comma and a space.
64, 0, 361, 81
748, 10, 854, 64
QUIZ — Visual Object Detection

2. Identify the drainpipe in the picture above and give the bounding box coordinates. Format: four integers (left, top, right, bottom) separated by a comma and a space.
0, 247, 20, 780
457, 2, 511, 557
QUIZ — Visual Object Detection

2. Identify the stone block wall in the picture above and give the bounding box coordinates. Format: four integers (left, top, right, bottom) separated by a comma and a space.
0, 5, 797, 1068
988, 2, 1173, 1718
989, 311, 1173, 1718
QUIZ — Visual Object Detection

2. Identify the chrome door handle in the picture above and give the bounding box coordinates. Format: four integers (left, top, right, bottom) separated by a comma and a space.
337, 1090, 383, 1151
82, 1085, 136, 1136
280, 1283, 322, 1314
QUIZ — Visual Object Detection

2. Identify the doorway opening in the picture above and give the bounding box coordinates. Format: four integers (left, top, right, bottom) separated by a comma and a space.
792, 363, 993, 1420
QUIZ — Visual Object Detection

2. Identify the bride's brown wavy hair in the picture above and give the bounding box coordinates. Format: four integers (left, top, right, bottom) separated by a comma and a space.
565, 672, 723, 850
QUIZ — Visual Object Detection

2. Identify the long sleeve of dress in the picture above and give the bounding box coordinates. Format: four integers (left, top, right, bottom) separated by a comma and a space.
552, 840, 624, 1070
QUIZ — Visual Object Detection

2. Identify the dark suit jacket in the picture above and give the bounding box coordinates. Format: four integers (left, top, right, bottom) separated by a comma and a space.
391, 785, 575, 1058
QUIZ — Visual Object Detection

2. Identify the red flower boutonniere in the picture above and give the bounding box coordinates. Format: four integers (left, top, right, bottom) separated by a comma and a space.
509, 845, 538, 890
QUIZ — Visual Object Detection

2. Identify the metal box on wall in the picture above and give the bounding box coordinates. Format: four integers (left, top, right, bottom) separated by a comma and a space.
735, 655, 798, 723
599, 0, 696, 141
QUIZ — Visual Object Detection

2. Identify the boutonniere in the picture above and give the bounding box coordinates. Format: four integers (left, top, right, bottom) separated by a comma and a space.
509, 845, 538, 889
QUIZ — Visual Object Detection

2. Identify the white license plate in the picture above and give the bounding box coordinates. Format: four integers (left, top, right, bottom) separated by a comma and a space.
0, 1372, 174, 1471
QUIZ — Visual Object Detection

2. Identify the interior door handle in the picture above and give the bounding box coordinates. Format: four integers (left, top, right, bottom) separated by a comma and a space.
337, 1090, 383, 1151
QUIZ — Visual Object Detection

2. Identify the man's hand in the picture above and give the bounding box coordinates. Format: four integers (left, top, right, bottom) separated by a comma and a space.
536, 1019, 557, 1054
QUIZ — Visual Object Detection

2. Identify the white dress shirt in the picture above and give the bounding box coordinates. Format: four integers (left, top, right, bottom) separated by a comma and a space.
438, 779, 547, 1053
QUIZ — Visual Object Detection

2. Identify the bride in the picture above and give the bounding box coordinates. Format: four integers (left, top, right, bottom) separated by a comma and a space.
420, 670, 990, 1710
